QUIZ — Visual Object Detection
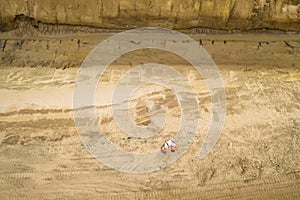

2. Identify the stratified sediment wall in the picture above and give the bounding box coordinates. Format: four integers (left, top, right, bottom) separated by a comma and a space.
0, 0, 299, 32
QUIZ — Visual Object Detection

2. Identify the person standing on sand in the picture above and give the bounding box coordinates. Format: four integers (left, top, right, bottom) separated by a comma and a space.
161, 139, 177, 154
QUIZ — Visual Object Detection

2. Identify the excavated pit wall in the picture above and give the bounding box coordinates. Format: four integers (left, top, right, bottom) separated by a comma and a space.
0, 0, 300, 32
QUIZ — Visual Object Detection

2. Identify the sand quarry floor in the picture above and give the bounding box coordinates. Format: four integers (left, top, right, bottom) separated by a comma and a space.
0, 32, 299, 199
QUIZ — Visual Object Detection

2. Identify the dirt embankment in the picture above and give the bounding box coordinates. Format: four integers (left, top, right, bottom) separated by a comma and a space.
0, 33, 299, 69
1, 0, 300, 33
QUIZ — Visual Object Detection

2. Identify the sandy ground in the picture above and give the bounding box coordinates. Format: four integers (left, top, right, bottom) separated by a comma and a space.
0, 33, 299, 199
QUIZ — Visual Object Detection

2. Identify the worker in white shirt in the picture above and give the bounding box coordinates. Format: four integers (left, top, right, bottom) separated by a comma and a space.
161, 139, 177, 153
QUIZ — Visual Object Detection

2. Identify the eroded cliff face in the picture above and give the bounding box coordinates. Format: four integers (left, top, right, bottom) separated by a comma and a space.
0, 0, 299, 33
